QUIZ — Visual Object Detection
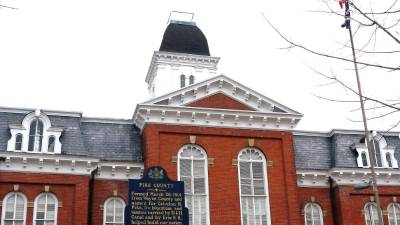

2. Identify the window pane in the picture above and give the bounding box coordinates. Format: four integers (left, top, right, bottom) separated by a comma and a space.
193, 160, 205, 177
239, 162, 251, 179
15, 134, 23, 150
373, 140, 382, 167
252, 162, 264, 179
361, 153, 368, 167
48, 136, 55, 153
193, 178, 206, 194
180, 159, 191, 177
386, 153, 393, 168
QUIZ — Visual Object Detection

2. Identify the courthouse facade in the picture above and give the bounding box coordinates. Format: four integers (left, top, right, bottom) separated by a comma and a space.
1, 19, 400, 225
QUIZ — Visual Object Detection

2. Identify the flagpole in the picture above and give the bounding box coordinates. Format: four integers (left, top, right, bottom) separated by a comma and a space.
347, 11, 384, 225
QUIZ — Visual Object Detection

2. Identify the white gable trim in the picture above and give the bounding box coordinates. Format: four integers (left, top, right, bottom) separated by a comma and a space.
143, 74, 301, 115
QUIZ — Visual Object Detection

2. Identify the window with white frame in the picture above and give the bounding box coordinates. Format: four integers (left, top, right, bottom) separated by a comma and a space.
364, 202, 381, 225
178, 144, 210, 225
1, 192, 27, 225
103, 197, 125, 225
7, 110, 63, 154
304, 203, 324, 225
388, 203, 400, 225
238, 148, 270, 225
33, 193, 58, 225
354, 134, 398, 169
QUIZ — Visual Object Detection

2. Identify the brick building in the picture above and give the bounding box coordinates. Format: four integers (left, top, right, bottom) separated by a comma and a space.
1, 18, 400, 225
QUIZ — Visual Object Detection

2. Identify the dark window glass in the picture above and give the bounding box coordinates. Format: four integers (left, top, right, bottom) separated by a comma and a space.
189, 75, 195, 85
48, 136, 55, 153
361, 152, 368, 167
180, 74, 186, 88
386, 153, 393, 168
15, 134, 23, 150
373, 140, 382, 167
28, 119, 43, 151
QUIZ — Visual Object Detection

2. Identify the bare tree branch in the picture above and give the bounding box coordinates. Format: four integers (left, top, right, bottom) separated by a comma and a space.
260, 13, 400, 71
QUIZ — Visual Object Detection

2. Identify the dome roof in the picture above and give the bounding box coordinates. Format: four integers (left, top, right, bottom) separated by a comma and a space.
159, 20, 210, 56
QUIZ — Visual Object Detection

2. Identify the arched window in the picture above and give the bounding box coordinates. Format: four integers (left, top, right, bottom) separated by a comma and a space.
1, 192, 27, 225
304, 203, 324, 225
388, 203, 400, 225
48, 136, 55, 153
361, 152, 369, 167
178, 145, 209, 225
28, 118, 44, 152
180, 74, 186, 88
365, 203, 381, 225
189, 75, 195, 85
33, 193, 58, 225
238, 148, 270, 225
103, 197, 125, 225
15, 134, 23, 151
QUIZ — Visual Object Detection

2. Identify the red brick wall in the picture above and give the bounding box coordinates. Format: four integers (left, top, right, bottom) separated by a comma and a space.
142, 124, 301, 225
0, 172, 89, 225
335, 186, 400, 225
92, 179, 128, 225
297, 188, 334, 225
187, 93, 255, 111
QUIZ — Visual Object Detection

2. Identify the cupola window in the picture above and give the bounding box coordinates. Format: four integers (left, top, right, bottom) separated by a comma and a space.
28, 118, 44, 152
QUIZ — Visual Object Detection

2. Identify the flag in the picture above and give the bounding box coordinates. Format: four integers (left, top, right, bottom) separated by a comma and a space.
340, 0, 350, 29
339, 0, 344, 9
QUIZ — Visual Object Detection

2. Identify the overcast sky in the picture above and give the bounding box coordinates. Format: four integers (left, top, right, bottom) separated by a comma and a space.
0, 0, 399, 132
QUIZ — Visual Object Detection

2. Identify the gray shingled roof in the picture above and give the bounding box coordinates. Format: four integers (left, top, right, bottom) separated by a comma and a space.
0, 111, 142, 161
81, 122, 142, 161
293, 131, 400, 170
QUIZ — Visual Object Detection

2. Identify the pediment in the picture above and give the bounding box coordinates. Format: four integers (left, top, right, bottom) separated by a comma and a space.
186, 93, 256, 111
134, 75, 303, 131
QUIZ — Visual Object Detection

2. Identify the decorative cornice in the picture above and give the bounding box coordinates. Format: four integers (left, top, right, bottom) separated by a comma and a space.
0, 152, 143, 180
297, 168, 400, 188
145, 51, 220, 83
0, 106, 82, 117
134, 104, 302, 132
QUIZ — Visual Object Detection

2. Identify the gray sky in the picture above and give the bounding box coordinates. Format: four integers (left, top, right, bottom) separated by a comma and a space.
1, 0, 399, 132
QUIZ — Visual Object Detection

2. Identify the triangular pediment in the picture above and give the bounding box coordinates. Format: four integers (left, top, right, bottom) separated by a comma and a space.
133, 75, 303, 131
186, 93, 256, 111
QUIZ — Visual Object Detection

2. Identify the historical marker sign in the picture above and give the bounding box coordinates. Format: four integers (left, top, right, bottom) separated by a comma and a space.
125, 166, 189, 225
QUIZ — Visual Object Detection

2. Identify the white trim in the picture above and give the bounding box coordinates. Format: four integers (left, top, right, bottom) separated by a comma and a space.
0, 106, 82, 117
81, 117, 134, 124
237, 148, 272, 225
293, 129, 400, 137
297, 168, 400, 187
0, 152, 144, 180
142, 74, 301, 115
304, 203, 324, 225
1, 192, 28, 225
134, 104, 301, 132
103, 197, 126, 225
145, 51, 220, 83
33, 193, 58, 225
177, 144, 210, 225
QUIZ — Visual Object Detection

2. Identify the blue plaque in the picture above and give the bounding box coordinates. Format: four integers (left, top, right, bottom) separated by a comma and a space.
125, 166, 189, 225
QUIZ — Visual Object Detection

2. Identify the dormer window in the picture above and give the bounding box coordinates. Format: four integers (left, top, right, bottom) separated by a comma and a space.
7, 110, 63, 154
354, 133, 398, 169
